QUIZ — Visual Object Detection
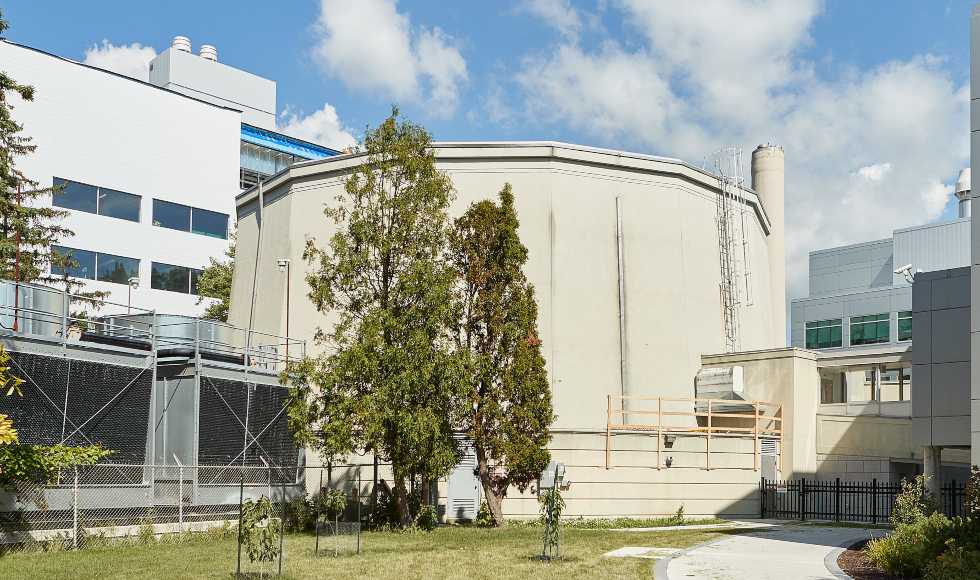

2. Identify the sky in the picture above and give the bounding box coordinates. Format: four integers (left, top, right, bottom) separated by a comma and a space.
1, 0, 976, 308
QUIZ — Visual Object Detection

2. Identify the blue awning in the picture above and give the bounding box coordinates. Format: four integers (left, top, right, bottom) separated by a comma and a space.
240, 124, 340, 160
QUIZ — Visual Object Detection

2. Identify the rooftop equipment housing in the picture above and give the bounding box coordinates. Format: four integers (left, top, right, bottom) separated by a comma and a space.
955, 168, 971, 218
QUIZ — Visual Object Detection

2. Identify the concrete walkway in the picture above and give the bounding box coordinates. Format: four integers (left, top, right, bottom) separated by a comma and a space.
655, 523, 890, 580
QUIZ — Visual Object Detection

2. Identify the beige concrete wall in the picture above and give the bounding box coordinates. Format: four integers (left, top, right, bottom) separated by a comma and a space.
231, 143, 780, 517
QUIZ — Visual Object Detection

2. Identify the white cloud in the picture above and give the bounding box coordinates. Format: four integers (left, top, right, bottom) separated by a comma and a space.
312, 0, 468, 117
858, 163, 893, 182
82, 40, 157, 82
278, 103, 358, 152
511, 0, 969, 314
516, 0, 588, 40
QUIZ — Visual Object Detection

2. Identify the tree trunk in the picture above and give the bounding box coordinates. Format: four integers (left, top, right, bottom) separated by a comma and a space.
394, 477, 413, 528
475, 446, 506, 527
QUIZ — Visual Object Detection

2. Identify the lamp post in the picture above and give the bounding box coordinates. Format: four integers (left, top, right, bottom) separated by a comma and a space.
127, 277, 139, 314
278, 259, 290, 361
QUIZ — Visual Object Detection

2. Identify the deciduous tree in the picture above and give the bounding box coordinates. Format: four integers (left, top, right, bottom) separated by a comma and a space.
449, 184, 554, 527
288, 107, 465, 527
196, 236, 235, 322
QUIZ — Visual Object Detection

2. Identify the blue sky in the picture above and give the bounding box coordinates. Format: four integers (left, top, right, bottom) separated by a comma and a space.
2, 1, 976, 301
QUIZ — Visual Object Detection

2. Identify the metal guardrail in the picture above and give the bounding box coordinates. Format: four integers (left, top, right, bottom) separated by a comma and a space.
0, 279, 304, 370
606, 395, 783, 471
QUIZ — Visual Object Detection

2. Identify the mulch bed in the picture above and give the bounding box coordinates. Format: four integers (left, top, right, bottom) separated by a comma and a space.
837, 540, 910, 580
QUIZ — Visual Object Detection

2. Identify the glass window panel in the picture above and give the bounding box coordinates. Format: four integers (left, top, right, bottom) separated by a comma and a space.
898, 316, 912, 341
847, 366, 875, 402
902, 366, 912, 401
190, 208, 228, 239
820, 367, 847, 404
850, 315, 890, 345
152, 200, 191, 231
52, 178, 97, 214
879, 367, 902, 402
96, 253, 139, 284
190, 269, 203, 295
151, 262, 190, 293
830, 325, 842, 346
98, 188, 141, 222
51, 246, 96, 280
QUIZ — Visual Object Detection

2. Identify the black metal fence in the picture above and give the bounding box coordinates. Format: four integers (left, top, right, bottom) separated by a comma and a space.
761, 478, 969, 523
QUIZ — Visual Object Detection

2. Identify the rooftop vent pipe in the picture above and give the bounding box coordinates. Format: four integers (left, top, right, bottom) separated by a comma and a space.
199, 45, 217, 62
173, 36, 191, 53
955, 168, 971, 218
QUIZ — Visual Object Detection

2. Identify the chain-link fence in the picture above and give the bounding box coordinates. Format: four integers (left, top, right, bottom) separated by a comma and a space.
0, 463, 409, 554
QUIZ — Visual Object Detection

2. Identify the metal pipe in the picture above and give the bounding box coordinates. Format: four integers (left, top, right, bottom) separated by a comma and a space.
616, 198, 627, 419
247, 177, 264, 336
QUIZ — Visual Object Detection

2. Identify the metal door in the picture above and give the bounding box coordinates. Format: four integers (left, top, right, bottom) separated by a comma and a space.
447, 441, 480, 520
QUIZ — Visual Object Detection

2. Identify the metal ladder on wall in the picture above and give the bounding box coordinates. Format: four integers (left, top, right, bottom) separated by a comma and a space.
710, 148, 753, 353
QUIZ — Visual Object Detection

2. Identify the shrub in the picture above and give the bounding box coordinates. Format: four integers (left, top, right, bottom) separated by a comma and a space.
475, 501, 493, 527
924, 543, 980, 580
964, 465, 980, 516
284, 494, 316, 532
320, 488, 348, 521
866, 512, 953, 577
416, 505, 437, 532
240, 495, 282, 571
894, 475, 939, 526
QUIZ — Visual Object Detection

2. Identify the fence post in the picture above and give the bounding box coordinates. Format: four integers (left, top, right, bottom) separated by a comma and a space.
72, 466, 79, 550
799, 478, 806, 521
236, 475, 244, 577
835, 478, 841, 522
315, 469, 322, 554
949, 480, 956, 518
872, 478, 878, 525
178, 464, 184, 540
760, 478, 766, 519
278, 470, 286, 576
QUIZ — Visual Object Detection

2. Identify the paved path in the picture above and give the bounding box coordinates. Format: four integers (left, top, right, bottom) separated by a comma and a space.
655, 524, 890, 580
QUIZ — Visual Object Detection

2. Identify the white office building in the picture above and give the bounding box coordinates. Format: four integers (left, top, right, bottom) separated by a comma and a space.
0, 37, 337, 316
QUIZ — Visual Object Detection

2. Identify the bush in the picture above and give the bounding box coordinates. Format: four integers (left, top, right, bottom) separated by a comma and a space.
416, 505, 437, 532
894, 475, 939, 526
284, 494, 316, 532
924, 543, 980, 580
866, 511, 953, 577
475, 501, 493, 527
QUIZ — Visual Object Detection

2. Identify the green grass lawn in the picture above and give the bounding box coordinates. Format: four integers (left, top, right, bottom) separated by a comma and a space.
0, 525, 739, 580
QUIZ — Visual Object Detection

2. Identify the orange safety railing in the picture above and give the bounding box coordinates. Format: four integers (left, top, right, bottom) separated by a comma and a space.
605, 395, 783, 472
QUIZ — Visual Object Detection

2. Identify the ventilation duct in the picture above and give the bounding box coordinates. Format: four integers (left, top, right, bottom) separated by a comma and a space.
199, 45, 217, 62
173, 36, 191, 53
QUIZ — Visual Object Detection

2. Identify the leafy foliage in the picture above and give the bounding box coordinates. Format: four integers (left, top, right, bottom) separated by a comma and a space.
415, 505, 437, 532
893, 474, 939, 526
288, 107, 465, 527
321, 488, 348, 521
0, 9, 72, 282
0, 414, 15, 448
924, 542, 980, 580
449, 184, 554, 528
965, 465, 980, 516
195, 235, 235, 322
0, 345, 25, 397
0, 444, 111, 486
539, 488, 565, 554
283, 493, 317, 533
240, 495, 282, 566
475, 500, 494, 528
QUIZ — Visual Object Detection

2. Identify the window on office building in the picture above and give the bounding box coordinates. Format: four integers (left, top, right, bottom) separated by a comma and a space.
897, 311, 912, 341
819, 367, 847, 404
151, 262, 204, 294
152, 200, 228, 239
879, 362, 911, 402
850, 314, 890, 346
52, 178, 140, 222
51, 246, 138, 284
805, 319, 842, 349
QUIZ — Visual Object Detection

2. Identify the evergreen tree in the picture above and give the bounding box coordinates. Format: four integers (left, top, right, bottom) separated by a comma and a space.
449, 184, 554, 527
45, 249, 110, 324
0, 9, 72, 282
288, 107, 465, 527
196, 236, 235, 322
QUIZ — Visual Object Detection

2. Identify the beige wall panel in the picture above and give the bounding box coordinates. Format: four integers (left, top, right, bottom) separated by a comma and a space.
816, 416, 914, 459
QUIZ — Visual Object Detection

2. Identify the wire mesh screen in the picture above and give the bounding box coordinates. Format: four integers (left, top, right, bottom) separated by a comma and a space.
198, 375, 297, 468
0, 352, 152, 463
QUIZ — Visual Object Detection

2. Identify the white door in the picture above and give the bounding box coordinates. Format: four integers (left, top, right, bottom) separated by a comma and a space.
447, 441, 481, 520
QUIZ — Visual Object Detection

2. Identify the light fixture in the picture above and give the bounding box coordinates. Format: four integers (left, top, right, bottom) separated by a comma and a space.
278, 259, 290, 273
664, 434, 676, 448
128, 276, 140, 289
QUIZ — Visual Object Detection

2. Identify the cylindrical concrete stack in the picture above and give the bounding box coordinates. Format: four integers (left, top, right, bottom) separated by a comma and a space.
751, 144, 786, 347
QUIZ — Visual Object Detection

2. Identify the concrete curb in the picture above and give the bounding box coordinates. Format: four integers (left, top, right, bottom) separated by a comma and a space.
825, 533, 890, 580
